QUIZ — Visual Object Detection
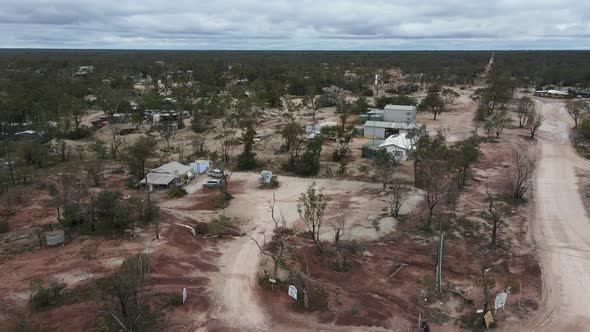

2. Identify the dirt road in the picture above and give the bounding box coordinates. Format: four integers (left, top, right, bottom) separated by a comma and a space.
524, 98, 590, 331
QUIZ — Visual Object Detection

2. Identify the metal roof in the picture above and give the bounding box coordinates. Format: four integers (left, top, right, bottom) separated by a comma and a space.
139, 173, 176, 186
379, 132, 415, 150
153, 161, 192, 175
363, 121, 420, 129
383, 104, 417, 111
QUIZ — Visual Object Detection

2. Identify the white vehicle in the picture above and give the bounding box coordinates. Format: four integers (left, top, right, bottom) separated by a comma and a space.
203, 179, 222, 188
209, 168, 224, 178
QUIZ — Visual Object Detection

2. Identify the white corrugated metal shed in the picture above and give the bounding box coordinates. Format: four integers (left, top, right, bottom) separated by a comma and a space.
379, 132, 415, 150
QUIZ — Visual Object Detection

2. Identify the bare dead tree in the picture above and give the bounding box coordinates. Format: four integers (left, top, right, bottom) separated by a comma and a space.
423, 162, 450, 225
109, 124, 125, 160
53, 139, 71, 162
191, 134, 206, 156
88, 252, 152, 332
528, 109, 544, 139
162, 129, 174, 150
486, 192, 509, 248
46, 172, 86, 223
565, 99, 588, 128
216, 121, 237, 165
303, 92, 320, 124
297, 183, 328, 254
509, 149, 531, 201
516, 96, 535, 128
246, 194, 286, 279
330, 215, 349, 271
387, 183, 411, 217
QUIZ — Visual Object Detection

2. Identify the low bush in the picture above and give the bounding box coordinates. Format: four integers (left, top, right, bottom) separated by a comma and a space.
361, 89, 374, 96
0, 219, 9, 233
167, 292, 183, 306
213, 193, 231, 209
209, 215, 232, 233
194, 222, 209, 235
167, 186, 187, 198
259, 176, 280, 189
330, 260, 351, 272
30, 282, 69, 311
125, 177, 138, 189
62, 127, 94, 140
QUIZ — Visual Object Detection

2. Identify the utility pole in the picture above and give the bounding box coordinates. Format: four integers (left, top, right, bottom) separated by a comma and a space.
435, 232, 445, 294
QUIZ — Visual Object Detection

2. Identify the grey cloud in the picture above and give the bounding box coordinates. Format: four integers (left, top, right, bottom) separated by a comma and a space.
0, 0, 589, 49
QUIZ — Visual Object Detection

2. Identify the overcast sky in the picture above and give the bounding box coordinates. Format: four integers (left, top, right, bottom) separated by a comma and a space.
1, 0, 589, 50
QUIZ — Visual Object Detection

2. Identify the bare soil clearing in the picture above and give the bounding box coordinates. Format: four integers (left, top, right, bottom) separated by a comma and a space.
208, 173, 410, 331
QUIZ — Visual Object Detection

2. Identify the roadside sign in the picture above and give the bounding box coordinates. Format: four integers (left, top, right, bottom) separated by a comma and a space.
269, 278, 277, 283
288, 285, 297, 300
182, 287, 187, 304
494, 292, 508, 313
484, 311, 493, 328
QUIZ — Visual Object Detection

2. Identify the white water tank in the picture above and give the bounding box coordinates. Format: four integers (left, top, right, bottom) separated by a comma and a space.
46, 230, 65, 246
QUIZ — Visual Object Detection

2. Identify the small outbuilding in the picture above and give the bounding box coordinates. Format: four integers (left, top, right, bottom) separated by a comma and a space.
190, 159, 210, 175
378, 132, 416, 161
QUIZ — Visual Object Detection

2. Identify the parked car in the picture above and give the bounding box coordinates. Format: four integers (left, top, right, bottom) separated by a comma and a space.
203, 179, 222, 188
209, 168, 224, 178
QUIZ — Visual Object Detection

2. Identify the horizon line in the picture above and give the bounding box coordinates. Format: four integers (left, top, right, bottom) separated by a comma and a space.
0, 48, 589, 52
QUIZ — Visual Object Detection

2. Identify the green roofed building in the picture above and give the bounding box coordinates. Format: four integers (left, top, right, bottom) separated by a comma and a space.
361, 140, 384, 158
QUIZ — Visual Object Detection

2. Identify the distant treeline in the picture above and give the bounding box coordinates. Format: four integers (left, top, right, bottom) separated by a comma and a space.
0, 50, 492, 84
493, 51, 590, 88
1, 49, 588, 87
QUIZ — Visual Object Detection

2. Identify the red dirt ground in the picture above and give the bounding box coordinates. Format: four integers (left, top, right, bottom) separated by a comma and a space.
0, 187, 225, 331
252, 130, 541, 331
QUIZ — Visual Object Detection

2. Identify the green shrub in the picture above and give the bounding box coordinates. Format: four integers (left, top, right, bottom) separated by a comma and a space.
111, 168, 125, 174
579, 118, 590, 140
318, 93, 337, 107
194, 222, 209, 235
375, 95, 417, 109
346, 302, 361, 315
259, 176, 280, 189
0, 219, 9, 233
62, 203, 85, 228
167, 292, 183, 306
63, 127, 94, 140
167, 186, 187, 198
125, 177, 138, 189
30, 282, 68, 311
209, 215, 232, 234
213, 193, 231, 209
330, 260, 351, 272
361, 89, 374, 96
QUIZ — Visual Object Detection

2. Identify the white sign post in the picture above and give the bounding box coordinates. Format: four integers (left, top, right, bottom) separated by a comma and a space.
288, 285, 298, 301
182, 287, 187, 304
494, 292, 508, 314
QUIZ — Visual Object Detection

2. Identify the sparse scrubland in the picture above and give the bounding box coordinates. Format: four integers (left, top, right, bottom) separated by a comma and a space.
0, 50, 588, 331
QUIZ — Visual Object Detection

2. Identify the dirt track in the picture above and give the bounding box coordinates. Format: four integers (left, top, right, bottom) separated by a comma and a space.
523, 98, 590, 331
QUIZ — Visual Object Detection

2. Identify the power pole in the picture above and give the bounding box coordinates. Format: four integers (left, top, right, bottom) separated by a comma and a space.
435, 232, 445, 294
